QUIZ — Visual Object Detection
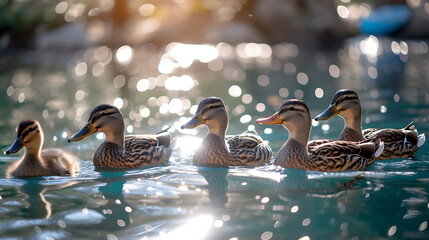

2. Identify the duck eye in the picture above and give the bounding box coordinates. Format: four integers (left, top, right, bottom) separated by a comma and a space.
290, 107, 295, 110
209, 105, 215, 109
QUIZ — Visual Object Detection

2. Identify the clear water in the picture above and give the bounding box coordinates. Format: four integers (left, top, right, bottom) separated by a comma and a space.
1, 36, 429, 239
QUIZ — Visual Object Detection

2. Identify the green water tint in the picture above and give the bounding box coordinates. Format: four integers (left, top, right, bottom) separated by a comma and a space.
1, 37, 429, 239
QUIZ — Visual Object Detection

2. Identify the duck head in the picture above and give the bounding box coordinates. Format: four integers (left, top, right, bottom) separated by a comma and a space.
6, 119, 43, 155
314, 89, 361, 121
68, 104, 124, 145
181, 97, 228, 137
257, 99, 311, 144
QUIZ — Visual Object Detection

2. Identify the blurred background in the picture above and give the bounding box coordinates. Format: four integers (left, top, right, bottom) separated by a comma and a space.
0, 0, 429, 150
1, 1, 429, 239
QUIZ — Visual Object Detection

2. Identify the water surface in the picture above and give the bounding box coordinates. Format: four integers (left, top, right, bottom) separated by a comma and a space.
1, 37, 429, 239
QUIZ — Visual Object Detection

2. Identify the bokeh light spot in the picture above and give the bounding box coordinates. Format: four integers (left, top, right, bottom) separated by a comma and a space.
257, 75, 270, 87
279, 88, 289, 98
229, 85, 242, 97
256, 103, 266, 112
139, 4, 155, 16
242, 94, 253, 104
297, 72, 308, 85
116, 45, 133, 65
114, 98, 124, 109
240, 114, 251, 124
315, 88, 324, 98
329, 65, 340, 78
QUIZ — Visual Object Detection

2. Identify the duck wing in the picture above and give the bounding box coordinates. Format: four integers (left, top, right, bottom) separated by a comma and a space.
227, 133, 271, 166
307, 139, 334, 154
309, 140, 383, 171
123, 133, 173, 166
363, 122, 415, 143
311, 141, 363, 157
362, 122, 423, 160
227, 133, 262, 150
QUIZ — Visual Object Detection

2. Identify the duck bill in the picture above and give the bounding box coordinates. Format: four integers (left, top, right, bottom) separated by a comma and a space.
68, 121, 97, 142
256, 113, 282, 125
181, 113, 204, 129
314, 104, 338, 121
5, 137, 23, 155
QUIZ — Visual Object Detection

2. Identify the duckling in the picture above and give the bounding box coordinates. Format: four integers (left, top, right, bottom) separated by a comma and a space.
257, 99, 384, 172
181, 97, 272, 167
5, 119, 79, 178
314, 89, 425, 160
68, 104, 175, 168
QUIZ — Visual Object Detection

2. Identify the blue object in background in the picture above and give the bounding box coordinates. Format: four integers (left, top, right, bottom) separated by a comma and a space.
360, 4, 412, 35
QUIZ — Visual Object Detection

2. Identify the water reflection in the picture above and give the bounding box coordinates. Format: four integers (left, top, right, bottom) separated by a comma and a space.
198, 167, 229, 207
274, 171, 363, 201
93, 171, 132, 231
14, 180, 78, 220
17, 181, 52, 219
2, 20, 429, 238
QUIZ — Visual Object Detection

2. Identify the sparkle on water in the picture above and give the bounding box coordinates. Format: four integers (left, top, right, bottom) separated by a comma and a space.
1, 34, 429, 240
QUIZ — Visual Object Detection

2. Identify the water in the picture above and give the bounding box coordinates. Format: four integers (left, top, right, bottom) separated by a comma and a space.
1, 36, 429, 239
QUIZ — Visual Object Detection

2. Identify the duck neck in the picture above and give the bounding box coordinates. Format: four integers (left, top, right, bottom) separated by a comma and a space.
341, 105, 363, 133
23, 135, 44, 164
206, 115, 228, 140
285, 122, 310, 149
344, 114, 362, 133
23, 147, 44, 166
105, 128, 125, 148
104, 125, 125, 149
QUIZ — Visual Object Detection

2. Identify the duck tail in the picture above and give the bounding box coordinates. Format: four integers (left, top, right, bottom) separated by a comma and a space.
164, 137, 177, 162
404, 121, 415, 130
418, 133, 426, 148
374, 141, 384, 158
169, 137, 178, 151
154, 126, 171, 135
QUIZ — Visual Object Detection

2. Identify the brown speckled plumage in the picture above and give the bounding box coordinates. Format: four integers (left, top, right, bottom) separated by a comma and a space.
182, 97, 272, 167
5, 120, 79, 178
258, 99, 383, 172
338, 127, 365, 142
69, 104, 174, 168
93, 135, 170, 168
362, 123, 420, 160
315, 89, 425, 160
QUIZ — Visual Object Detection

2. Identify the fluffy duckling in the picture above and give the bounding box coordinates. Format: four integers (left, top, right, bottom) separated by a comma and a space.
314, 89, 425, 160
257, 99, 384, 172
5, 119, 79, 178
68, 104, 174, 168
181, 97, 272, 167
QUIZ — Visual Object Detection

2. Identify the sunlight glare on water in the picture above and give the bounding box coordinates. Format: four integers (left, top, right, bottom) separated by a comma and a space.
1, 31, 429, 240
162, 215, 213, 240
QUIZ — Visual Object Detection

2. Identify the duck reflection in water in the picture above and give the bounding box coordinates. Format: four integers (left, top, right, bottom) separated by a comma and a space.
198, 167, 229, 208
270, 170, 367, 236
16, 180, 77, 219
93, 171, 131, 231
274, 171, 364, 201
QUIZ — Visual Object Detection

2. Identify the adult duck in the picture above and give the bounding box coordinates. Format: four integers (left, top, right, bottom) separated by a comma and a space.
68, 104, 175, 168
257, 99, 384, 172
314, 89, 425, 160
181, 97, 272, 167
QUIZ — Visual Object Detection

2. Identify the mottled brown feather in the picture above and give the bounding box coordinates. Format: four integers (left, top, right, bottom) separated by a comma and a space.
93, 134, 172, 168
193, 133, 272, 167
325, 89, 422, 160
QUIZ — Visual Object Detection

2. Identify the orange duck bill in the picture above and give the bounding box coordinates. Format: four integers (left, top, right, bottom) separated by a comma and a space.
256, 113, 282, 125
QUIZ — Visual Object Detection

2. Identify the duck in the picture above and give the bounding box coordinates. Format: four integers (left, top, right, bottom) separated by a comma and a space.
68, 104, 175, 168
257, 99, 384, 172
5, 119, 79, 178
314, 89, 425, 160
181, 97, 272, 167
